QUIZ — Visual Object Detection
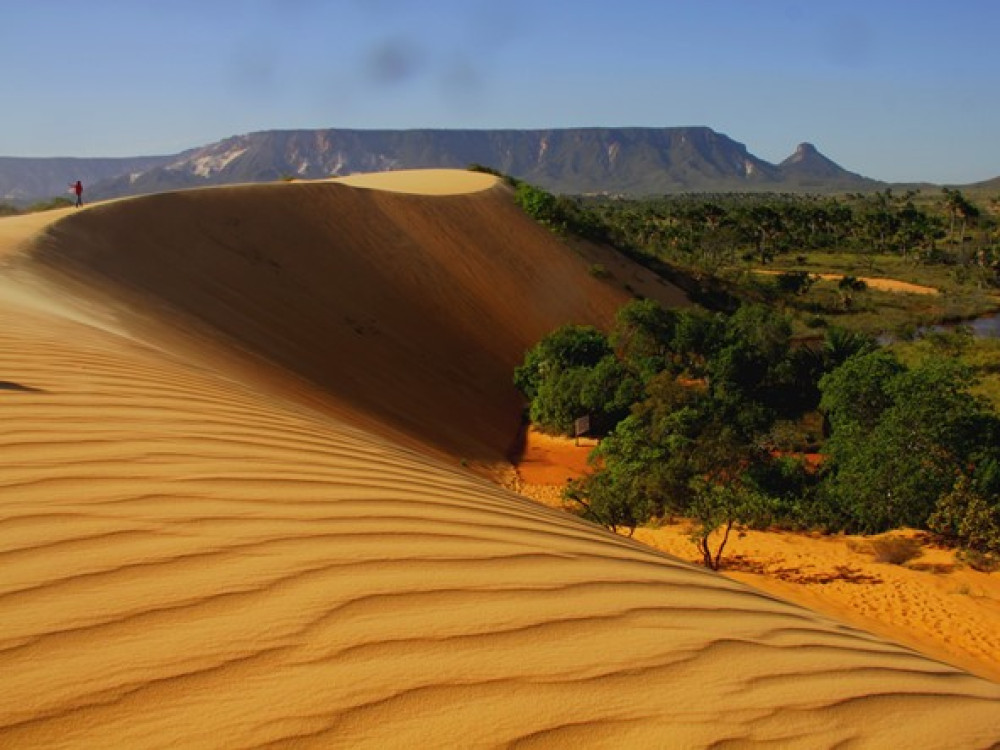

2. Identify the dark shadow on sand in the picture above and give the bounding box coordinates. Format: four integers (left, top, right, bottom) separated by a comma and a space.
0, 380, 45, 393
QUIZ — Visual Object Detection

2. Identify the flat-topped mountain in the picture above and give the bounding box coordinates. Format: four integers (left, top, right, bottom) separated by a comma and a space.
2, 128, 882, 203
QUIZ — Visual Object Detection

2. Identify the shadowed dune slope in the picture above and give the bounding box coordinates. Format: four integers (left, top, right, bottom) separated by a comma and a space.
1, 173, 999, 748
19, 175, 685, 464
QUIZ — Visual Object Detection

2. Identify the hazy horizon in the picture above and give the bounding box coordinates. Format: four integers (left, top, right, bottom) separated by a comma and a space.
2, 0, 997, 184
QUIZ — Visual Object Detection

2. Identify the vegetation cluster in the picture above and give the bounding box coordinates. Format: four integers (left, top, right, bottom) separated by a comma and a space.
494, 172, 1000, 567
584, 188, 996, 282
470, 166, 1000, 341
468, 163, 610, 242
583, 189, 1000, 334
515, 300, 1000, 569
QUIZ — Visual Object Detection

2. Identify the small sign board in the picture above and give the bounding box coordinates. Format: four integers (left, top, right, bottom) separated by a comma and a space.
574, 415, 591, 445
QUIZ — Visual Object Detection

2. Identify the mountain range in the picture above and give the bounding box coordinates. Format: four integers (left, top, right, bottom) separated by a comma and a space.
0, 127, 887, 204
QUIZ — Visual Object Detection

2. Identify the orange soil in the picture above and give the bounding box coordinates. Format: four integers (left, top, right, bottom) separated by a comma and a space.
514, 430, 1000, 683
513, 428, 601, 485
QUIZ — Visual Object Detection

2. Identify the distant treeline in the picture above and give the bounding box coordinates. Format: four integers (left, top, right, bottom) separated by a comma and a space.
0, 197, 74, 216
583, 188, 997, 274
469, 162, 1000, 293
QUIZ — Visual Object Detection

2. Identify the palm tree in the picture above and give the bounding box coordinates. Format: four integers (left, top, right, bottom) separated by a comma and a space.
942, 188, 980, 248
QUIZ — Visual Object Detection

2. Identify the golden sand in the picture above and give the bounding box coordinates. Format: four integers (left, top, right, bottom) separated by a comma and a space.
332, 168, 501, 194
755, 269, 939, 295
515, 429, 1000, 684
1, 172, 998, 748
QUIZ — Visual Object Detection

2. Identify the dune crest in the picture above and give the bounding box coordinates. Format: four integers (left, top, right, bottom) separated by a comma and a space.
1, 172, 998, 747
332, 168, 501, 194
18, 176, 686, 464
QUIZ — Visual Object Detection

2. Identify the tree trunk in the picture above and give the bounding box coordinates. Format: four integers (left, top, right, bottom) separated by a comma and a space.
713, 519, 735, 570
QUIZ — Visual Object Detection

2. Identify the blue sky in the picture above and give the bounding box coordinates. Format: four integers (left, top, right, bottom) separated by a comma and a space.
1, 0, 997, 184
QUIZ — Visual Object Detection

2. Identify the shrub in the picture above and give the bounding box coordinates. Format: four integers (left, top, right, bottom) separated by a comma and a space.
466, 163, 503, 177
928, 475, 1000, 555
467, 164, 520, 188
688, 482, 775, 570
838, 275, 867, 292
514, 182, 560, 224
775, 270, 814, 295
867, 536, 923, 565
588, 263, 610, 279
957, 548, 1000, 573
565, 470, 653, 538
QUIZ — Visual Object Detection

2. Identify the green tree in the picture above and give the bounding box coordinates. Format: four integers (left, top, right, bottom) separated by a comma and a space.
567, 374, 707, 529
566, 416, 662, 536
819, 350, 904, 434
820, 354, 1000, 532
514, 325, 641, 435
821, 326, 878, 371
689, 482, 774, 570
942, 187, 980, 248
514, 325, 611, 401
579, 355, 644, 433
567, 368, 774, 533
610, 299, 678, 380
669, 308, 726, 376
530, 367, 592, 433
705, 304, 794, 425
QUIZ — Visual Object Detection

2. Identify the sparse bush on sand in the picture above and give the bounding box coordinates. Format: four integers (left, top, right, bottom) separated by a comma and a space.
846, 535, 924, 564
929, 474, 1000, 558
957, 548, 1000, 573
688, 482, 774, 570
867, 536, 924, 565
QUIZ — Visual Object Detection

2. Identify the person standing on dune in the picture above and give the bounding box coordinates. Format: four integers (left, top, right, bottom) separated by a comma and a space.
71, 180, 83, 207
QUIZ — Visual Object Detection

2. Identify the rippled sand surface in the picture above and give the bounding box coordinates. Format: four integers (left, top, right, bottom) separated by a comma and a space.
1, 172, 997, 748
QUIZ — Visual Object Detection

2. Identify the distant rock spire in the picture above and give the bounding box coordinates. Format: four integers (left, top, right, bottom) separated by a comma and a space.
787, 142, 819, 162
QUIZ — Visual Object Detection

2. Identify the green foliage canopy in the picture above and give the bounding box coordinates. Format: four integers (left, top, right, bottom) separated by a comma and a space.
820, 353, 1000, 532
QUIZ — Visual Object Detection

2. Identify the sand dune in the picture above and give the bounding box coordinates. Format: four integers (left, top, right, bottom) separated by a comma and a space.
18, 174, 687, 466
1, 172, 999, 748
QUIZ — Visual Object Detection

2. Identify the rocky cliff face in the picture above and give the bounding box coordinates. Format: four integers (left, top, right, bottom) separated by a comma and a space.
2, 128, 881, 203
